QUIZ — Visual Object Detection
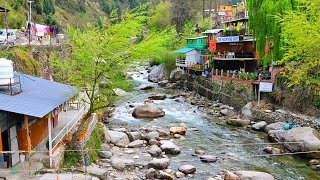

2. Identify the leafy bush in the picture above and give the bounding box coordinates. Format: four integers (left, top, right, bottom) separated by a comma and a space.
314, 98, 320, 109
249, 74, 258, 80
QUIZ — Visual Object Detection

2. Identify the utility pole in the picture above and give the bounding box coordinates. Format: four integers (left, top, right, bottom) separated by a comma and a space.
4, 0, 8, 46
28, 1, 34, 45
202, 0, 205, 20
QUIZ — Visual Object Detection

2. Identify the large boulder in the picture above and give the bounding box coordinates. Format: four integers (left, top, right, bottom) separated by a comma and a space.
105, 130, 130, 147
252, 121, 267, 131
268, 130, 286, 142
170, 127, 187, 135
160, 140, 181, 155
282, 127, 320, 158
148, 158, 170, 170
265, 122, 286, 133
169, 68, 184, 83
178, 165, 196, 174
148, 64, 165, 83
235, 171, 275, 180
227, 119, 250, 127
132, 103, 165, 118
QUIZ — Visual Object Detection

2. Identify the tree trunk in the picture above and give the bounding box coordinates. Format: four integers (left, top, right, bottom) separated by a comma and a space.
69, 112, 91, 150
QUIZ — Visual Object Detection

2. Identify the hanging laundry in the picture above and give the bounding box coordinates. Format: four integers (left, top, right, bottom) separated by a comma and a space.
35, 24, 45, 37
46, 26, 51, 34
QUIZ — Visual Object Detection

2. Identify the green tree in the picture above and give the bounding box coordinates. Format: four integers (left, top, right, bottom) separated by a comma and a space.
44, 0, 55, 14
247, 0, 296, 65
279, 0, 320, 93
51, 6, 148, 147
148, 0, 171, 30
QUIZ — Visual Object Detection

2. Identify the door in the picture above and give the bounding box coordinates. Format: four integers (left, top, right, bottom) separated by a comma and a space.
9, 126, 19, 166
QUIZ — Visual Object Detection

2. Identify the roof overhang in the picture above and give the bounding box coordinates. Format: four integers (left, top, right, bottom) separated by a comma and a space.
175, 47, 196, 54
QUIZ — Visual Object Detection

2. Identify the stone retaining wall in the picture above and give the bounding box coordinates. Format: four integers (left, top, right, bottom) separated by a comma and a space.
74, 113, 98, 150
251, 108, 320, 131
179, 75, 256, 111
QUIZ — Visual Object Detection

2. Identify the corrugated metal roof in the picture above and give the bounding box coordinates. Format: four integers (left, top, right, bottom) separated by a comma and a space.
0, 73, 78, 118
175, 47, 195, 54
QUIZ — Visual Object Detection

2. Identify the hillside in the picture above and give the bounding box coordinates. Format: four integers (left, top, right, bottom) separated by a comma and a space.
0, 0, 149, 29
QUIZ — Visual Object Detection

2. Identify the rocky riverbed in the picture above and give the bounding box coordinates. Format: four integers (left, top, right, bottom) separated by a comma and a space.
90, 66, 320, 180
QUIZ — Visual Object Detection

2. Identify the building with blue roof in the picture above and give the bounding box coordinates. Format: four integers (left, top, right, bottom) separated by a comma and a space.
0, 73, 78, 167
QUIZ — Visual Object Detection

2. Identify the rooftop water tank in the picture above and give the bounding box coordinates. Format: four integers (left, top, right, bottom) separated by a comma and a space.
0, 58, 14, 85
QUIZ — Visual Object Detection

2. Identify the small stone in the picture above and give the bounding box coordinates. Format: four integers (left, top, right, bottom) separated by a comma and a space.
180, 123, 188, 129
252, 121, 268, 131
128, 140, 146, 148
146, 132, 160, 141
143, 153, 152, 158
159, 170, 174, 180
98, 151, 113, 159
148, 145, 162, 157
309, 159, 320, 166
170, 127, 187, 135
157, 129, 170, 137
179, 136, 186, 140
119, 153, 123, 156
220, 109, 229, 116
174, 134, 182, 138
125, 150, 135, 154
165, 169, 173, 174
148, 158, 170, 170
263, 147, 282, 155
195, 149, 205, 155
133, 155, 140, 159
224, 171, 240, 180
146, 168, 159, 179
149, 139, 159, 146
178, 165, 196, 174
175, 172, 185, 178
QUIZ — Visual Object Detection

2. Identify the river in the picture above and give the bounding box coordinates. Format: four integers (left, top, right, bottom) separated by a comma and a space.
108, 69, 320, 180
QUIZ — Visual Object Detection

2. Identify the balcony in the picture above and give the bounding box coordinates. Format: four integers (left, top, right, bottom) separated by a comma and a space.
214, 51, 257, 61
186, 36, 208, 50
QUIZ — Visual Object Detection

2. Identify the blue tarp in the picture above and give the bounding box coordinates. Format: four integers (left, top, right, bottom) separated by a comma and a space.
0, 73, 78, 118
175, 47, 195, 54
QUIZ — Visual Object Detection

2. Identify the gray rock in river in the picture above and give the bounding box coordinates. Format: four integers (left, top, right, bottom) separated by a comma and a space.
170, 127, 187, 135
226, 119, 250, 127
158, 80, 169, 87
148, 64, 165, 83
127, 131, 141, 142
138, 84, 154, 90
128, 140, 146, 148
268, 130, 286, 142
148, 94, 167, 100
146, 168, 160, 179
160, 140, 181, 155
178, 165, 196, 174
132, 102, 165, 118
263, 147, 282, 155
148, 158, 170, 170
283, 127, 320, 158
148, 145, 162, 157
146, 131, 160, 141
252, 121, 267, 131
265, 122, 286, 133
235, 171, 275, 180
200, 155, 218, 163
105, 130, 130, 147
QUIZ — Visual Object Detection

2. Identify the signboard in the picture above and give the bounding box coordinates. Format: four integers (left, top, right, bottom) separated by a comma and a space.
259, 82, 273, 92
217, 36, 240, 43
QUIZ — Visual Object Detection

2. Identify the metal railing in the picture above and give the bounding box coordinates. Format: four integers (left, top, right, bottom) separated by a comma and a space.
51, 106, 87, 150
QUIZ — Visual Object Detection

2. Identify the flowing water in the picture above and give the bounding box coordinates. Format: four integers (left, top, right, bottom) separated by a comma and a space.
109, 69, 320, 180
